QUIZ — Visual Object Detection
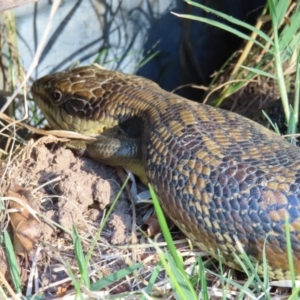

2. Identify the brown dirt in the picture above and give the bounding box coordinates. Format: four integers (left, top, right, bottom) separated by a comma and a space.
0, 133, 212, 298
15, 137, 133, 244
0, 136, 164, 295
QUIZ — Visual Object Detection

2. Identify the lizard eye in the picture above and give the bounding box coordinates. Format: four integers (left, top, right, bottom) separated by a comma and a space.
51, 89, 62, 103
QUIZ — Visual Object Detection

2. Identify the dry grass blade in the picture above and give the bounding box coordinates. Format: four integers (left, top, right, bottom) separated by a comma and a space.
0, 112, 96, 141
0, 271, 19, 300
1, 0, 61, 114
0, 0, 38, 12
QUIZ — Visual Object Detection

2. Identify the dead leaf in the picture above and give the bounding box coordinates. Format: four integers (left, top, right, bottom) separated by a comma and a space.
7, 186, 41, 256
56, 283, 71, 297
142, 215, 161, 236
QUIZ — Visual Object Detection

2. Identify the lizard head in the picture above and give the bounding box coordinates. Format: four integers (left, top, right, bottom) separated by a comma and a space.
31, 65, 153, 135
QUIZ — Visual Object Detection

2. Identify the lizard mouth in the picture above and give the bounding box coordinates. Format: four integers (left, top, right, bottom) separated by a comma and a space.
31, 82, 116, 135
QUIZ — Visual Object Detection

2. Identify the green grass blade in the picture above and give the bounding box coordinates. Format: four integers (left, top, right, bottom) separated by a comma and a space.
198, 257, 209, 300
3, 231, 21, 294
93, 48, 108, 64
207, 269, 257, 299
65, 260, 84, 300
291, 49, 300, 138
289, 287, 300, 299
138, 50, 160, 69
280, 13, 300, 52
239, 65, 277, 79
142, 262, 162, 299
233, 236, 272, 298
0, 285, 8, 300
149, 185, 198, 299
90, 263, 142, 291
215, 250, 233, 299
237, 275, 257, 300
261, 110, 281, 134
157, 250, 188, 300
274, 0, 290, 26
287, 106, 297, 144
184, 0, 273, 44
268, 0, 290, 122
72, 226, 90, 289
148, 184, 184, 274
155, 247, 198, 300
232, 251, 264, 294
172, 13, 269, 51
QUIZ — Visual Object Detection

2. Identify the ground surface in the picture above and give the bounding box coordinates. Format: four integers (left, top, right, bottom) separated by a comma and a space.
1, 136, 175, 296
12, 137, 133, 244
0, 136, 294, 298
